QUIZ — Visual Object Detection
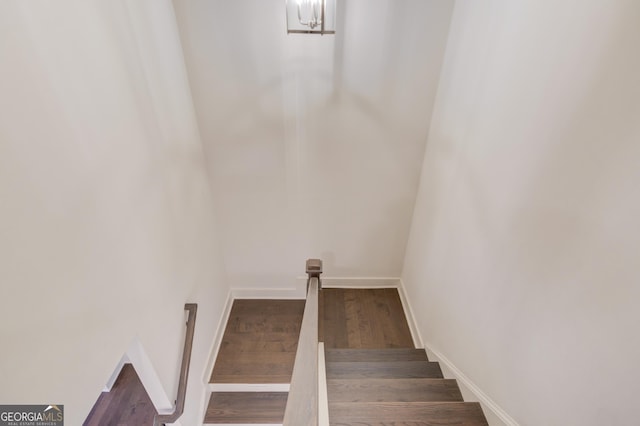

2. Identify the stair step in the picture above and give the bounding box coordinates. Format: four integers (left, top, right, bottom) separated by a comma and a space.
328, 401, 488, 425
211, 351, 296, 384
204, 392, 287, 424
325, 348, 429, 362
327, 378, 463, 402
327, 361, 443, 379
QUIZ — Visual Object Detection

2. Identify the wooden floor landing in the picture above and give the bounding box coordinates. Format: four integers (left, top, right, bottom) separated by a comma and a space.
320, 287, 415, 349
210, 299, 305, 384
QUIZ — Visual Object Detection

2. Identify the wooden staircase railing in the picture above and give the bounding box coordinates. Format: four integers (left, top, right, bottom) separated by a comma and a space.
282, 259, 323, 426
153, 303, 197, 426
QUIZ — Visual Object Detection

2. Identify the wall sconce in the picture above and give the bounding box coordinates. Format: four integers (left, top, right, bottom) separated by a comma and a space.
286, 0, 336, 34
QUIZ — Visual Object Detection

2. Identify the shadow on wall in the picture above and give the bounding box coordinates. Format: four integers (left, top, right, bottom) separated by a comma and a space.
205, 0, 435, 155
405, 2, 640, 424
503, 15, 640, 286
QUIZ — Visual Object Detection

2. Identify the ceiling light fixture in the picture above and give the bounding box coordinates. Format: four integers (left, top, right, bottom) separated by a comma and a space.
286, 0, 336, 34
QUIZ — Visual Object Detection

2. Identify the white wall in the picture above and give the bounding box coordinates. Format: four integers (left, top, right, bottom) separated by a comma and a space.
0, 2, 228, 425
402, 1, 640, 425
173, 0, 454, 289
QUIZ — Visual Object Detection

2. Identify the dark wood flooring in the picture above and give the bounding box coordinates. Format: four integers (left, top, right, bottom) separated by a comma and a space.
320, 288, 414, 349
205, 392, 288, 423
205, 299, 304, 424
210, 299, 305, 384
84, 364, 157, 426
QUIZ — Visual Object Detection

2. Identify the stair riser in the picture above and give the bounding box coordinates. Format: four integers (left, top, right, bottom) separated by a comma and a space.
328, 401, 489, 425
327, 361, 443, 379
325, 348, 429, 362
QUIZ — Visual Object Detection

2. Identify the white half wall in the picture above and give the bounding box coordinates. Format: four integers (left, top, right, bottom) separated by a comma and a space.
0, 1, 228, 425
402, 1, 640, 425
173, 0, 454, 289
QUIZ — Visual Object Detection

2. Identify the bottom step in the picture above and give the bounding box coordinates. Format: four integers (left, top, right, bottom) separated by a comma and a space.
329, 401, 488, 425
205, 392, 288, 424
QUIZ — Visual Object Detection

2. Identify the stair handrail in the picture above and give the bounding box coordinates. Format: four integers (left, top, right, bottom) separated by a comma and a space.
153, 303, 197, 426
283, 259, 323, 426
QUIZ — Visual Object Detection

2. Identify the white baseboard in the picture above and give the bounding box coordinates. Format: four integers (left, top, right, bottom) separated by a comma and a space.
126, 337, 178, 421
209, 383, 290, 392
231, 277, 403, 299
104, 354, 130, 392
424, 345, 519, 426
300, 276, 400, 288
203, 290, 234, 383
396, 279, 424, 348
231, 287, 305, 299
397, 279, 518, 426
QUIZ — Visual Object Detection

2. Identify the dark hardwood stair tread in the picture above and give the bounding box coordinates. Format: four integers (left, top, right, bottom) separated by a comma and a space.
213, 350, 296, 366
211, 351, 296, 383
328, 401, 488, 425
327, 361, 443, 379
217, 334, 300, 352
325, 348, 428, 362
205, 392, 288, 424
210, 374, 293, 384
327, 378, 463, 402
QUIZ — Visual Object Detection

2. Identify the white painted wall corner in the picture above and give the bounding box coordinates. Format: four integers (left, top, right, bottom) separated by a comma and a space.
126, 337, 180, 425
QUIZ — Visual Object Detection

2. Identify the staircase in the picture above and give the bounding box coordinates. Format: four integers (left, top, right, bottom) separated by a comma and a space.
205, 288, 489, 425
325, 348, 488, 425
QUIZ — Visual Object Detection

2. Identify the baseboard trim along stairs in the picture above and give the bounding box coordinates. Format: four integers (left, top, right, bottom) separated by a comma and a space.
397, 279, 520, 426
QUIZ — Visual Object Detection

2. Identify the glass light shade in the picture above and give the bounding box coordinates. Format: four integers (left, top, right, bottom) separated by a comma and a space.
286, 0, 336, 34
